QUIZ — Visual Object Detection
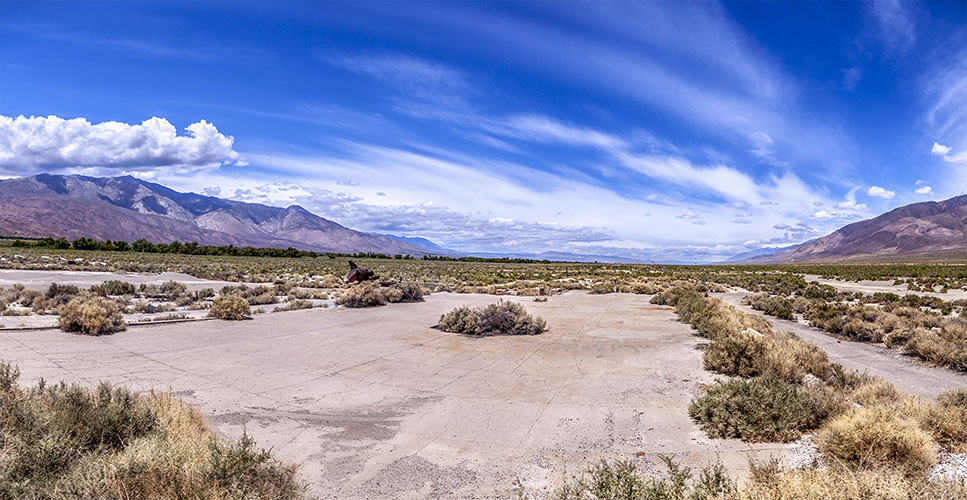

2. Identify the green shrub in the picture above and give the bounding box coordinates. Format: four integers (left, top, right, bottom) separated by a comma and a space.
89, 280, 136, 296
550, 457, 734, 500
208, 296, 250, 320
58, 296, 126, 335
46, 283, 80, 299
688, 375, 822, 443
703, 329, 766, 377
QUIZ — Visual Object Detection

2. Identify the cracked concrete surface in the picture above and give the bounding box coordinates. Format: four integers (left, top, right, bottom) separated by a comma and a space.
2, 291, 794, 498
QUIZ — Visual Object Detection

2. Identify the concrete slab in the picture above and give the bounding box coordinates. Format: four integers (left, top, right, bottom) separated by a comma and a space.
2, 291, 793, 499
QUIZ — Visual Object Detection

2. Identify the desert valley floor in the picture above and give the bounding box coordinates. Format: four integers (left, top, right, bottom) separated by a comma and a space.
3, 275, 965, 498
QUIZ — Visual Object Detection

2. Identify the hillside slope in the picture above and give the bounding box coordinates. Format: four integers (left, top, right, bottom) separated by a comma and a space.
0, 174, 432, 255
746, 194, 967, 263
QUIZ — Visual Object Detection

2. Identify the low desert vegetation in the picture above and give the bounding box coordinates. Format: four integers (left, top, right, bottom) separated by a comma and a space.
58, 295, 126, 335
274, 299, 315, 312
662, 284, 967, 496
539, 457, 966, 500
0, 362, 309, 499
746, 291, 967, 372
208, 295, 251, 320
336, 282, 390, 308
439, 300, 546, 336
335, 281, 425, 308
688, 375, 826, 442
547, 457, 735, 500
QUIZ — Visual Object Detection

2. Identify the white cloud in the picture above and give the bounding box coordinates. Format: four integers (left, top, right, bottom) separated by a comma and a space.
810, 210, 834, 220
928, 141, 965, 168
835, 186, 868, 210
868, 185, 895, 199
932, 142, 952, 155
915, 185, 932, 194
0, 115, 242, 176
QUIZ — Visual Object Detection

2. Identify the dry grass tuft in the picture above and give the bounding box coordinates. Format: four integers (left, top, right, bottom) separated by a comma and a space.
208, 295, 251, 320
0, 361, 309, 500
58, 295, 126, 335
817, 406, 938, 475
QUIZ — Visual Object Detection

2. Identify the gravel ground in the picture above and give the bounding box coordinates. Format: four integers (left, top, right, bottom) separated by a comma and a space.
932, 454, 967, 481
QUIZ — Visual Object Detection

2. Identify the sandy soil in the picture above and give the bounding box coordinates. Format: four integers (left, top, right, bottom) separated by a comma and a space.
1, 291, 793, 499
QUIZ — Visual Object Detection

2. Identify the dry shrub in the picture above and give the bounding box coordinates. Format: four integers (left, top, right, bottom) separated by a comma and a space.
630, 282, 659, 294
89, 280, 136, 296
739, 464, 966, 500
907, 323, 967, 371
0, 362, 308, 499
438, 306, 480, 335
911, 388, 967, 453
438, 301, 546, 336
551, 457, 735, 500
336, 282, 387, 308
704, 329, 766, 377
246, 292, 278, 305
550, 456, 967, 500
314, 274, 345, 288
390, 282, 424, 303
478, 301, 546, 336
689, 375, 822, 443
817, 406, 938, 475
274, 300, 314, 312
208, 296, 250, 320
759, 331, 832, 382
849, 378, 905, 407
58, 295, 126, 335
938, 388, 967, 409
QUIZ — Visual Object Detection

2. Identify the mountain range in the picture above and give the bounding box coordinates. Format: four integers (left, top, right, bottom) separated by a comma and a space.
0, 174, 964, 263
737, 194, 967, 263
0, 174, 431, 255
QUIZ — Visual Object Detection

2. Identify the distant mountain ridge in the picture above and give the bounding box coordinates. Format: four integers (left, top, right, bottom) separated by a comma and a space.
0, 174, 433, 255
742, 194, 967, 263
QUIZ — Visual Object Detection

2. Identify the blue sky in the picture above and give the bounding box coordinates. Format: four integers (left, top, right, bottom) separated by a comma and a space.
1, 1, 965, 261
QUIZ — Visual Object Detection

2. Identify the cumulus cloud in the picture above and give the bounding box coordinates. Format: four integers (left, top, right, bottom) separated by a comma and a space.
0, 115, 242, 176
915, 185, 932, 194
836, 186, 868, 210
931, 143, 967, 165
868, 185, 895, 199
932, 142, 952, 155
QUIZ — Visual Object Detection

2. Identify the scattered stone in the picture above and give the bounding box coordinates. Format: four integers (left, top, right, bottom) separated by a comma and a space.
931, 453, 967, 481
742, 328, 763, 337
783, 434, 825, 470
